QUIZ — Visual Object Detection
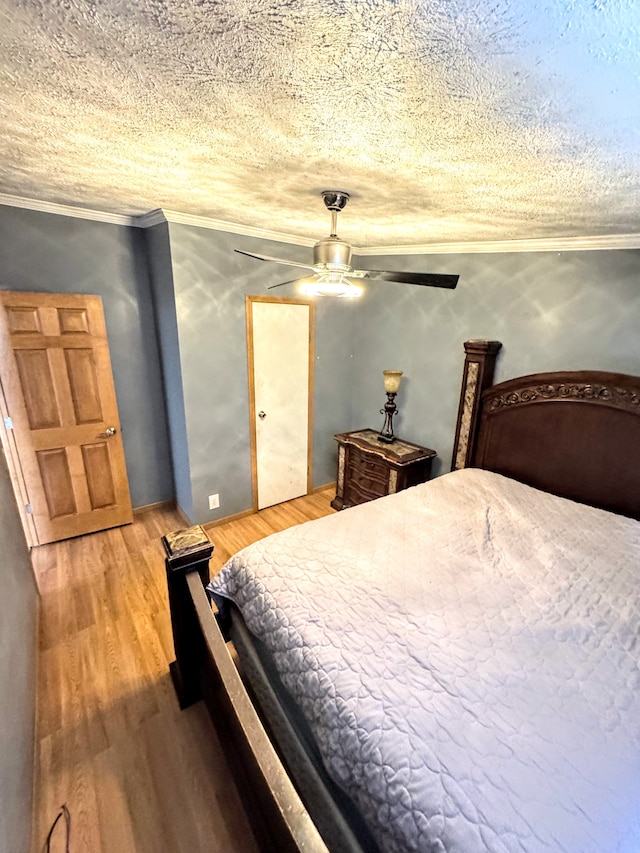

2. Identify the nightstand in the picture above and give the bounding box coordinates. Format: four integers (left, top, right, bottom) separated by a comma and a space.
331, 429, 436, 511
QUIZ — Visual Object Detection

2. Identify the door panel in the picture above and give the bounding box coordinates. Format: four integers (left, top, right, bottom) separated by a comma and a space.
82, 442, 117, 508
14, 349, 60, 428
247, 297, 314, 511
58, 307, 90, 334
65, 348, 103, 423
6, 305, 42, 334
37, 448, 76, 517
0, 292, 133, 544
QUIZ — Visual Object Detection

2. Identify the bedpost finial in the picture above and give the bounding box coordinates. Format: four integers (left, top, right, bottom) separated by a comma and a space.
463, 340, 502, 355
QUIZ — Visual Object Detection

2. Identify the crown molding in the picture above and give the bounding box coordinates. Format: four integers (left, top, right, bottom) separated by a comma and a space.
0, 195, 315, 246
141, 208, 316, 247
0, 193, 135, 226
134, 208, 166, 228
356, 233, 640, 255
1, 194, 639, 253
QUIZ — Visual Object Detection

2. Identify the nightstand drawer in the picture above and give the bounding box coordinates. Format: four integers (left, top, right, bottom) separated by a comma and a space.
344, 478, 385, 507
349, 447, 388, 483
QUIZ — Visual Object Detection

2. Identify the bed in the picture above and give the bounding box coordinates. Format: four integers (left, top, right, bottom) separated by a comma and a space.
163, 340, 640, 853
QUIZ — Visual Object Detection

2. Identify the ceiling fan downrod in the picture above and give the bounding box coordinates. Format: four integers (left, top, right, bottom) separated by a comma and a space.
322, 190, 350, 237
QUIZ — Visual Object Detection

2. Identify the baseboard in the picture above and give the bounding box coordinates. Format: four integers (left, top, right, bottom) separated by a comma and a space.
173, 503, 192, 528
203, 507, 255, 530
133, 499, 175, 516
312, 482, 335, 494
133, 500, 192, 530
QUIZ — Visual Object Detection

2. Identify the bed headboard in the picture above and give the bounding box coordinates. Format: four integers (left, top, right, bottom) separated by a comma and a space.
452, 341, 640, 520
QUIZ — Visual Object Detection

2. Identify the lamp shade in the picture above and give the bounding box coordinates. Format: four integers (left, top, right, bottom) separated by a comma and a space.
383, 370, 403, 394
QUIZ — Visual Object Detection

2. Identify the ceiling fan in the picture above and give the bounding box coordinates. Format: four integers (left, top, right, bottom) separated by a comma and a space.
235, 191, 459, 297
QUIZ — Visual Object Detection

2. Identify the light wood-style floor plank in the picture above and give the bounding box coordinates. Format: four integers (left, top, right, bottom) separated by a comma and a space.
32, 487, 336, 853
204, 486, 336, 575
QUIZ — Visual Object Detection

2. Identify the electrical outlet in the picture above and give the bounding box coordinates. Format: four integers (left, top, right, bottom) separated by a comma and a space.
208, 493, 220, 510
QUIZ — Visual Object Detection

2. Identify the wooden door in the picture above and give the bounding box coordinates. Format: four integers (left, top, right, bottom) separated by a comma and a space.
0, 292, 133, 545
247, 296, 314, 510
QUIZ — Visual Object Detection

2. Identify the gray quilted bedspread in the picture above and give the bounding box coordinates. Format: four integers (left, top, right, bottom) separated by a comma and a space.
209, 469, 640, 853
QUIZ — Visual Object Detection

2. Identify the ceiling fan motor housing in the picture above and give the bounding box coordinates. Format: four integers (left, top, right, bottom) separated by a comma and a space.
313, 236, 353, 270
321, 190, 350, 212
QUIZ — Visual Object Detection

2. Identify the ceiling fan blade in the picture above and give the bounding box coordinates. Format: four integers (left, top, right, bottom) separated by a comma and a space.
235, 249, 316, 272
266, 278, 308, 290
356, 269, 459, 289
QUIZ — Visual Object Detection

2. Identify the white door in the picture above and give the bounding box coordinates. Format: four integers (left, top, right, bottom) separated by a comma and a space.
247, 296, 314, 510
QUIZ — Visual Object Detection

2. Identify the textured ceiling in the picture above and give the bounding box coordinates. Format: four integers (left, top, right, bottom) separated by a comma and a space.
1, 0, 640, 246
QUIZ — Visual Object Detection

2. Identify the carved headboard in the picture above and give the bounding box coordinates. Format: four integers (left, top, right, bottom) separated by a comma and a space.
452, 341, 640, 520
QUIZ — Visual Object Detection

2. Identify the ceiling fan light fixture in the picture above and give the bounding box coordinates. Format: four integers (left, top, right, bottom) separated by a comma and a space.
299, 273, 363, 298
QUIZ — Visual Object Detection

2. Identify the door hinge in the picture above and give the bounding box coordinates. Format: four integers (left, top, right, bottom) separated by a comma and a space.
3, 416, 13, 430
25, 503, 33, 515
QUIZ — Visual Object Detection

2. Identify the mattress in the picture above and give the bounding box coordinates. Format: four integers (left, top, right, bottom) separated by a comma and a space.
209, 468, 640, 853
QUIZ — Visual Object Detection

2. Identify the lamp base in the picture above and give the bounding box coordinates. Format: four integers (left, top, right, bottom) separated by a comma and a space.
377, 433, 396, 444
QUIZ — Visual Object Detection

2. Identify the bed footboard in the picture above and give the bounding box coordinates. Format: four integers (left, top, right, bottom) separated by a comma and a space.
163, 525, 213, 708
163, 525, 329, 853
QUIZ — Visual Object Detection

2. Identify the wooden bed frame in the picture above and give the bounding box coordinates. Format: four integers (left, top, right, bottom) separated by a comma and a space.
163, 339, 640, 853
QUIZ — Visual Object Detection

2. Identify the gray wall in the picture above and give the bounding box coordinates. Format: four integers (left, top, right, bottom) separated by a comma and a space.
0, 450, 38, 852
0, 206, 173, 507
353, 249, 640, 475
160, 222, 358, 523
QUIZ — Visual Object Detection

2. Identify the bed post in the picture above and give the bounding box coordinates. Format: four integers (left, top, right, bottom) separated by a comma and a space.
451, 340, 502, 471
162, 525, 214, 709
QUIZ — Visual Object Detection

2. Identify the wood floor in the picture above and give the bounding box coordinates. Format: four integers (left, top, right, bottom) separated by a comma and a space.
31, 487, 336, 853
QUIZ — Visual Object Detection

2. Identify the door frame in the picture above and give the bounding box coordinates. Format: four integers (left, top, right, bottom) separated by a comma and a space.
246, 295, 315, 512
0, 376, 38, 546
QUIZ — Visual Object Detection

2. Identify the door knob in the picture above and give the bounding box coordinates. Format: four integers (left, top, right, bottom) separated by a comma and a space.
258, 411, 266, 420
96, 426, 117, 438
